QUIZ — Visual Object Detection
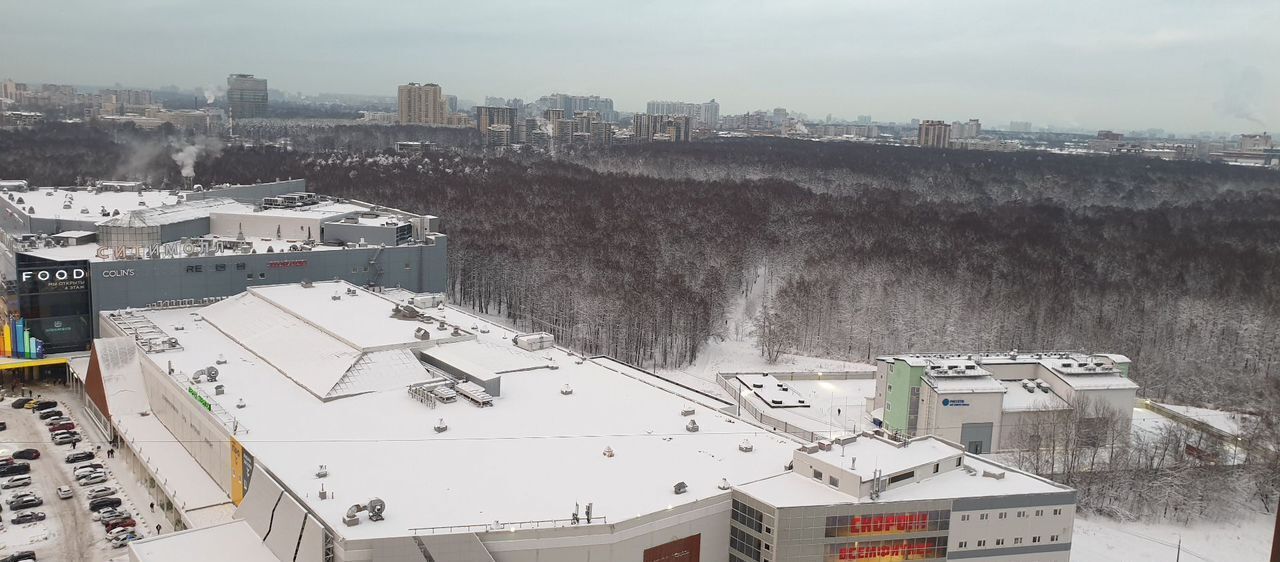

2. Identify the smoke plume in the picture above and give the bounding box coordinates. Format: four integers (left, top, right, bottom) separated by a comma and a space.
1214, 65, 1267, 128
170, 136, 223, 178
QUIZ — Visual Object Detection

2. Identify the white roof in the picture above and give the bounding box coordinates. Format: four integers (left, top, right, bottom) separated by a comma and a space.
99, 197, 251, 228
1001, 381, 1071, 411
247, 282, 431, 350
108, 282, 799, 540
925, 375, 1006, 394
3, 187, 185, 221
804, 436, 960, 482
130, 520, 281, 562
877, 455, 1070, 502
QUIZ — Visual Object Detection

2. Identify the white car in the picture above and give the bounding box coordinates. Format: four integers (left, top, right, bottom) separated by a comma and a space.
73, 466, 104, 479
78, 472, 108, 486
86, 486, 116, 500
56, 486, 73, 499
106, 525, 137, 540
1, 476, 31, 489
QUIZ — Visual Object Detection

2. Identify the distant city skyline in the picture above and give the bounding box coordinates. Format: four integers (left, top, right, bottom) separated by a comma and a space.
2, 1, 1276, 134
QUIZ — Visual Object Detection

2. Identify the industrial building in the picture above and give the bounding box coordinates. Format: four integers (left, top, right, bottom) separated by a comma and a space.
65, 279, 1082, 562
872, 352, 1139, 453
0, 179, 446, 356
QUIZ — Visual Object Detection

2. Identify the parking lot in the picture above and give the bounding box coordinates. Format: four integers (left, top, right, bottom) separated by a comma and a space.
0, 387, 153, 561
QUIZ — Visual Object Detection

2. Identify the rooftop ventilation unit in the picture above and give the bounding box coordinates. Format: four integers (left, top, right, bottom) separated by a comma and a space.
316, 465, 329, 478
673, 482, 688, 495
718, 478, 731, 490
560, 384, 573, 395
214, 384, 224, 395
434, 418, 448, 433
738, 440, 753, 453
685, 420, 699, 432
215, 354, 227, 365
236, 399, 246, 409
205, 367, 219, 382
680, 406, 695, 416
414, 327, 431, 341
602, 446, 614, 458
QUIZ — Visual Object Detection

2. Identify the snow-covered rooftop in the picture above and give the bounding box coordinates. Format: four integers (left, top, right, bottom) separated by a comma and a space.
130, 519, 280, 562
98, 197, 251, 228
1001, 381, 1071, 411
106, 281, 800, 540
1, 186, 185, 221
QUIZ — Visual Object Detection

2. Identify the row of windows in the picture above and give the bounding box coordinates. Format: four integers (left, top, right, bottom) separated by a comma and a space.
183, 263, 416, 274
958, 507, 1063, 522
956, 534, 1061, 549
732, 499, 765, 533
730, 525, 763, 561
826, 537, 946, 561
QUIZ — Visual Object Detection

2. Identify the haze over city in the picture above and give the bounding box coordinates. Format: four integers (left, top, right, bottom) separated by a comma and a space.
3, 0, 1278, 133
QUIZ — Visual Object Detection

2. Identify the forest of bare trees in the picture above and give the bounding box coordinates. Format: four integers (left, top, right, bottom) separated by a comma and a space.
3, 124, 1279, 416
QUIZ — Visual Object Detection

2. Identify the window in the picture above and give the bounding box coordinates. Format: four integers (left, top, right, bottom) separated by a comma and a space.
1053, 508, 1063, 515
828, 475, 839, 487
215, 263, 226, 272
1016, 510, 1026, 518
979, 513, 988, 521
404, 263, 412, 270
1032, 536, 1041, 544
235, 262, 246, 270
977, 540, 986, 547
996, 539, 1004, 546
887, 471, 914, 485
730, 526, 762, 561
885, 402, 892, 412
246, 273, 254, 280
958, 541, 967, 549
258, 272, 266, 279
764, 544, 771, 551
1035, 509, 1043, 516
731, 500, 763, 533
1014, 537, 1023, 545
764, 526, 771, 535
933, 463, 939, 473
1050, 534, 1060, 542
955, 458, 962, 467
813, 469, 823, 480
960, 514, 969, 521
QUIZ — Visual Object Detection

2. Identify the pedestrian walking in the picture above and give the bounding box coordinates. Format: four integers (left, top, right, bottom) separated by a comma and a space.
150, 502, 155, 512
156, 523, 162, 535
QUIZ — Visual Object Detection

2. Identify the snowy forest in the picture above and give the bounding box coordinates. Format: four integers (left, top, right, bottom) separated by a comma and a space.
2, 124, 1279, 417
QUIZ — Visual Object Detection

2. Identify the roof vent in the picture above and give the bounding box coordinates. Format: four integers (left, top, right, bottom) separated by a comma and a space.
982, 470, 1006, 480
236, 399, 246, 409
560, 384, 573, 395
602, 446, 614, 458
680, 405, 695, 416
331, 291, 341, 301
216, 354, 227, 365
434, 418, 448, 433
685, 419, 699, 432
205, 367, 219, 382
414, 327, 431, 340
718, 478, 731, 490
738, 440, 753, 453
316, 465, 329, 478
301, 280, 314, 288
214, 384, 225, 395
673, 482, 688, 495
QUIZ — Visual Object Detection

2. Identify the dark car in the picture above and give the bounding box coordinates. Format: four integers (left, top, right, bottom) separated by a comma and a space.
64, 451, 94, 464
0, 463, 31, 476
32, 401, 56, 411
8, 496, 41, 510
46, 422, 75, 433
10, 398, 31, 409
1, 551, 36, 562
104, 517, 136, 532
88, 497, 122, 512
37, 409, 62, 420
12, 449, 39, 461
10, 511, 45, 524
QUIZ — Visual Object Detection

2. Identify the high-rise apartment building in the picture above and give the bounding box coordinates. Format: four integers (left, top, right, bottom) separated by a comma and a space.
645, 99, 720, 129
226, 74, 268, 119
397, 83, 447, 125
486, 124, 512, 148
474, 106, 515, 134
918, 120, 951, 148
952, 119, 982, 139
1009, 121, 1033, 132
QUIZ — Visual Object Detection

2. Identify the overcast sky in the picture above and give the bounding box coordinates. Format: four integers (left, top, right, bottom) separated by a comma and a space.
3, 0, 1276, 133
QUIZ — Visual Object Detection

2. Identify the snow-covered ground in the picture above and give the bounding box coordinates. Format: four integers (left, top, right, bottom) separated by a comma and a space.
1072, 510, 1276, 561
1157, 402, 1257, 437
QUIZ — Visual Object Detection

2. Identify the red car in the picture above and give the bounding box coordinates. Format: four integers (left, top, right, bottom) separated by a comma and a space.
47, 422, 75, 433
104, 517, 136, 532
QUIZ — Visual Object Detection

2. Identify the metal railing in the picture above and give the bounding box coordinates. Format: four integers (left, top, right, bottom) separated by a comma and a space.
410, 516, 608, 535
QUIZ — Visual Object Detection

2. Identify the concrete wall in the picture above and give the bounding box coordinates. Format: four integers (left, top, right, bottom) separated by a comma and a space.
948, 492, 1075, 561
322, 221, 400, 247
919, 384, 1004, 452
186, 179, 305, 204
136, 349, 235, 494
210, 211, 327, 240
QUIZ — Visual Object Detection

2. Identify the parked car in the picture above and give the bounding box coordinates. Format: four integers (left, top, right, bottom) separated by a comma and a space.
9, 511, 44, 524
104, 517, 136, 532
42, 417, 70, 427
1, 476, 32, 489
31, 401, 56, 411
7, 490, 36, 502
37, 409, 62, 420
11, 449, 39, 461
77, 472, 108, 486
51, 433, 80, 446
73, 466, 104, 479
10, 398, 31, 409
73, 462, 104, 472
1, 550, 36, 562
106, 525, 136, 540
111, 532, 141, 548
22, 401, 40, 410
64, 451, 94, 464
0, 463, 30, 477
8, 496, 41, 510
88, 497, 122, 512
93, 507, 126, 521
56, 486, 72, 500
46, 422, 75, 433
85, 486, 116, 500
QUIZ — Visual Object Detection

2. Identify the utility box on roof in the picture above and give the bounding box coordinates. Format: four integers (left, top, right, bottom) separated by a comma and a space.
513, 332, 554, 352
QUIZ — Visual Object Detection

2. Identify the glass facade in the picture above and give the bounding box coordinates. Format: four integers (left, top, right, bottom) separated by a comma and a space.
14, 254, 92, 353
824, 537, 946, 561
825, 510, 949, 538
